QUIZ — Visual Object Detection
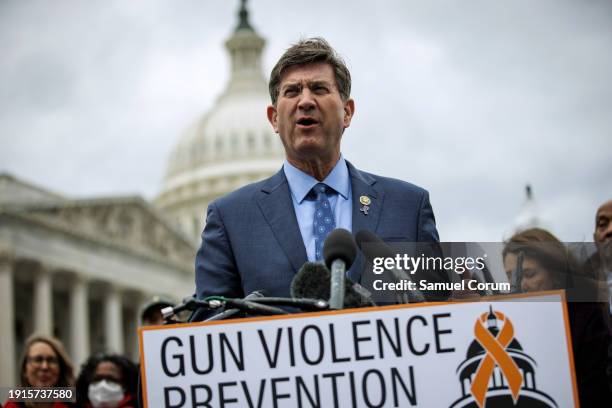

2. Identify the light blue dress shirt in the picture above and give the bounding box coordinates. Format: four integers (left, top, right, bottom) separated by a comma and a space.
283, 156, 353, 262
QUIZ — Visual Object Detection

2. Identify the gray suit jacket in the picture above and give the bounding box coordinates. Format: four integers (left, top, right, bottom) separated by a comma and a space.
195, 161, 440, 299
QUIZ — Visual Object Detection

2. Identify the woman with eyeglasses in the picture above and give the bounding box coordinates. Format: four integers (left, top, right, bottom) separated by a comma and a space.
4, 334, 75, 407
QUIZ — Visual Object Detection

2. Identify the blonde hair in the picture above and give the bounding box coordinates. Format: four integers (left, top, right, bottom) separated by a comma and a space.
20, 334, 75, 387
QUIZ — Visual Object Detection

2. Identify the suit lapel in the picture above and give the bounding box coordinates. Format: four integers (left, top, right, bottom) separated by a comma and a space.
255, 169, 308, 274
347, 162, 383, 282
348, 161, 383, 235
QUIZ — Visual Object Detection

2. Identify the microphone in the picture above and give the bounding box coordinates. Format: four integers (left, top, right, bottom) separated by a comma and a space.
290, 262, 329, 300
162, 296, 211, 321
249, 297, 329, 311
223, 298, 289, 316
203, 290, 267, 322
291, 262, 374, 308
323, 228, 358, 309
511, 251, 524, 293
355, 230, 425, 303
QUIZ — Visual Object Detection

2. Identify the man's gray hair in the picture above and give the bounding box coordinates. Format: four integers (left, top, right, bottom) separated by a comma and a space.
268, 37, 351, 105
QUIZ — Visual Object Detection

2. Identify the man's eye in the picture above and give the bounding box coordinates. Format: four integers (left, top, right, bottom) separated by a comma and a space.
597, 218, 609, 228
284, 88, 299, 97
313, 86, 328, 94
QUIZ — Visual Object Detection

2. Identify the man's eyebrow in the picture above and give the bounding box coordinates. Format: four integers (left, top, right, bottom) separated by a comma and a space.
281, 82, 301, 89
280, 79, 333, 92
308, 79, 333, 87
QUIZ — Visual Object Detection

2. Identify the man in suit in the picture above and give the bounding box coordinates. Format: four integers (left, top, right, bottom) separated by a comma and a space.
590, 200, 612, 393
593, 200, 612, 308
195, 38, 440, 300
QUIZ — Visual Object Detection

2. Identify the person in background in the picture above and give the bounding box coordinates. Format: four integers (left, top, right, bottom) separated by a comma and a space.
503, 227, 611, 405
503, 228, 568, 292
589, 199, 612, 309
140, 296, 173, 326
584, 199, 612, 393
75, 354, 138, 408
4, 334, 75, 408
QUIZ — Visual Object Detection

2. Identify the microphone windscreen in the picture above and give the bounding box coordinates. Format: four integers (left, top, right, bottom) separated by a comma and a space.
290, 262, 330, 300
291, 261, 375, 308
323, 228, 357, 270
355, 229, 395, 260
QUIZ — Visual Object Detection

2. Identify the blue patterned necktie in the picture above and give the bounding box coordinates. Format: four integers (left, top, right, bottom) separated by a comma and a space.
312, 183, 336, 260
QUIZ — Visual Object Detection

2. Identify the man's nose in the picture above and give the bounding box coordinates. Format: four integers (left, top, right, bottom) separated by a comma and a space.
297, 89, 316, 110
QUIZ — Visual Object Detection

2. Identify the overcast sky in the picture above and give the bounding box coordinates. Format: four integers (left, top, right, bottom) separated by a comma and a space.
1, 0, 611, 242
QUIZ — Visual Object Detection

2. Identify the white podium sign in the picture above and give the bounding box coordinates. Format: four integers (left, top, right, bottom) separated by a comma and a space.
139, 291, 577, 408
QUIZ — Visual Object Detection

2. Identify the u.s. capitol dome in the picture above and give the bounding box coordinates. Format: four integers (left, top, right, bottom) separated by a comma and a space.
156, 1, 284, 241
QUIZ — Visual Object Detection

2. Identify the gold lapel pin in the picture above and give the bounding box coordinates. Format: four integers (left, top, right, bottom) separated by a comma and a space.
359, 195, 371, 215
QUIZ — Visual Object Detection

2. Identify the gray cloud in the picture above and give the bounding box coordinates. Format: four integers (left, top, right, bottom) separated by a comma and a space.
1, 0, 610, 242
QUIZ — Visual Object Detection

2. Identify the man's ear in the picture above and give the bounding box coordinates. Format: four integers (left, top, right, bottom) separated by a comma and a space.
267, 105, 278, 133
343, 98, 355, 128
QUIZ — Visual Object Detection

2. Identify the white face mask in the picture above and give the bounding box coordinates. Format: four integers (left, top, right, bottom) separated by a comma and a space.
88, 380, 125, 408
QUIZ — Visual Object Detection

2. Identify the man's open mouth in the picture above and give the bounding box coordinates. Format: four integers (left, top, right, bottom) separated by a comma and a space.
297, 118, 318, 126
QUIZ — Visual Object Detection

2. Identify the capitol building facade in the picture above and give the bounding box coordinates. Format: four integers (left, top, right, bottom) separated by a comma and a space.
0, 1, 282, 384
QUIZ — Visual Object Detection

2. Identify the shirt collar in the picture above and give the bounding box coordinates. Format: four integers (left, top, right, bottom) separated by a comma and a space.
283, 155, 350, 204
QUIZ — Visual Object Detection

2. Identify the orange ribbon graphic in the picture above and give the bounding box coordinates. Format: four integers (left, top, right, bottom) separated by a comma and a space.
470, 311, 523, 408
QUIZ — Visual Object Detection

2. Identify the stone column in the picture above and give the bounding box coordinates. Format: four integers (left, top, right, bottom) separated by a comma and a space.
122, 304, 137, 362
0, 252, 16, 385
104, 286, 123, 354
130, 293, 147, 361
33, 264, 53, 336
69, 275, 90, 366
